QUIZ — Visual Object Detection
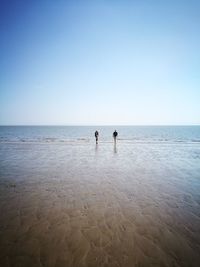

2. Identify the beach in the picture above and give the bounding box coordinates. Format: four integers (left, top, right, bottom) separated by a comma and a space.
0, 127, 200, 267
1, 0, 200, 265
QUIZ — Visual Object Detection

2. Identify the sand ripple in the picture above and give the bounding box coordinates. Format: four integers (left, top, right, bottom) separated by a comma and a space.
0, 142, 200, 267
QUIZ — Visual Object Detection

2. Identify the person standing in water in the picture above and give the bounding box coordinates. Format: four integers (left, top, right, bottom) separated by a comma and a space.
113, 130, 118, 143
95, 130, 99, 144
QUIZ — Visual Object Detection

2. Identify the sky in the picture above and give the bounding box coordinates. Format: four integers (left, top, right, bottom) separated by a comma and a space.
0, 0, 200, 125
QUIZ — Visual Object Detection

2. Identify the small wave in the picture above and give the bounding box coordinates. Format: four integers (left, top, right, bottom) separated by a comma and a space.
77, 138, 90, 142
1, 138, 200, 145
43, 138, 57, 142
191, 139, 200, 143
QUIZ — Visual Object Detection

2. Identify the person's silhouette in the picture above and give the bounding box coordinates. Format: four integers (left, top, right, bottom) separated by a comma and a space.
113, 130, 118, 143
95, 130, 99, 144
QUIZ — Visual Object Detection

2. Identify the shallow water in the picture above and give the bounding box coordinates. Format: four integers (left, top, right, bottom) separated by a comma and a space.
0, 127, 200, 267
0, 125, 200, 143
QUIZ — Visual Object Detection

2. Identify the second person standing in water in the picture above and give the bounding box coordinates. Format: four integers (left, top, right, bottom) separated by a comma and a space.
95, 130, 99, 144
113, 130, 118, 143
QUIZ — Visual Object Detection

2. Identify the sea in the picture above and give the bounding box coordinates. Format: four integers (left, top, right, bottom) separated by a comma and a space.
0, 125, 200, 144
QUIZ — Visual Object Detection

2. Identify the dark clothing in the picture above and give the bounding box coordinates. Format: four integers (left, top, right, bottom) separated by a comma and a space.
113, 131, 118, 138
95, 131, 99, 144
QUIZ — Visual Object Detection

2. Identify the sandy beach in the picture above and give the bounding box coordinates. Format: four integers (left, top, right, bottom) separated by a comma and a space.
1, 0, 200, 264
0, 141, 200, 267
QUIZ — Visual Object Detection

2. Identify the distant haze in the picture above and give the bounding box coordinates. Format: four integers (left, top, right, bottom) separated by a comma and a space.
0, 0, 200, 125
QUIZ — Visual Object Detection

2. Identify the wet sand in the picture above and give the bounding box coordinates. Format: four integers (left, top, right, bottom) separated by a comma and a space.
0, 142, 200, 267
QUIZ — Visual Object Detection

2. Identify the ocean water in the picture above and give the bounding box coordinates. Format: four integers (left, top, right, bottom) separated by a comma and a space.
0, 125, 200, 143
0, 126, 200, 266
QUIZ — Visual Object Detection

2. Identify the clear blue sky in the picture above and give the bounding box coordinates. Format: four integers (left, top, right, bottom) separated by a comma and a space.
0, 0, 200, 125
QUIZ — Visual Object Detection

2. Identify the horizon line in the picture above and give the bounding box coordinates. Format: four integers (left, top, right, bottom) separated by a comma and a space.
0, 124, 200, 127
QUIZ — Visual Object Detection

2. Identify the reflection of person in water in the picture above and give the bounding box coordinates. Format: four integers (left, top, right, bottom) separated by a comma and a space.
95, 130, 99, 144
113, 143, 117, 153
113, 130, 118, 143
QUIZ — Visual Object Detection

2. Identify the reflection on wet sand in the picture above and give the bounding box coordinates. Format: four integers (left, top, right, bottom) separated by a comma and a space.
113, 143, 117, 154
0, 142, 200, 267
95, 143, 98, 153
